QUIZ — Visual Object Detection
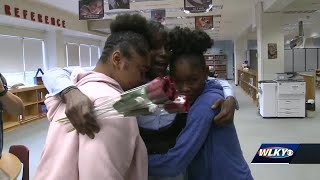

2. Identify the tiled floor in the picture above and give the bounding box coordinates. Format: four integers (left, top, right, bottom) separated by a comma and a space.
3, 84, 320, 180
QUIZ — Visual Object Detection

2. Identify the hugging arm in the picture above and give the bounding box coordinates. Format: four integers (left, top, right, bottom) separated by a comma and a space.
210, 78, 238, 126
42, 67, 99, 138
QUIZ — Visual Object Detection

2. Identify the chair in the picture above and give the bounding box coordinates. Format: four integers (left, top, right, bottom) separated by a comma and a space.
9, 145, 29, 180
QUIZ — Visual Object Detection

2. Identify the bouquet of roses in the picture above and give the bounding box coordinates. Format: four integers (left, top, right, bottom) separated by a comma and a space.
57, 76, 190, 129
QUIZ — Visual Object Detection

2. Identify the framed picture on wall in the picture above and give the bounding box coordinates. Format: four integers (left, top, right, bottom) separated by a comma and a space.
195, 16, 213, 30
79, 0, 104, 20
108, 0, 130, 10
268, 43, 277, 59
184, 0, 212, 13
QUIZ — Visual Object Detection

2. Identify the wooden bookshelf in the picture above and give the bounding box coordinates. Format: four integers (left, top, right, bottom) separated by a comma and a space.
2, 85, 48, 131
238, 69, 258, 101
204, 54, 228, 79
299, 73, 316, 101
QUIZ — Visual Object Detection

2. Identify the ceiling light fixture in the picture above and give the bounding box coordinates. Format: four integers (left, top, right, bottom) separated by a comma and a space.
184, 10, 190, 14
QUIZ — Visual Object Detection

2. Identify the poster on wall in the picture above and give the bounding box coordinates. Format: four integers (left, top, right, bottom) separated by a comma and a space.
195, 16, 213, 30
79, 0, 104, 20
151, 9, 166, 24
268, 43, 277, 59
184, 0, 212, 13
108, 0, 130, 10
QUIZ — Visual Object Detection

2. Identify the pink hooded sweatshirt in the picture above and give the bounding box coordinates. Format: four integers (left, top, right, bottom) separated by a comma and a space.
34, 69, 148, 180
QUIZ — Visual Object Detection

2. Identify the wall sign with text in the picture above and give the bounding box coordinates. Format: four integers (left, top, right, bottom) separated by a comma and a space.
3, 5, 66, 28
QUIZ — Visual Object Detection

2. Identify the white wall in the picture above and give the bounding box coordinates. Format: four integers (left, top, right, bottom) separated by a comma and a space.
44, 30, 66, 69
256, 2, 284, 81
64, 36, 102, 47
0, 24, 45, 39
0, 0, 103, 36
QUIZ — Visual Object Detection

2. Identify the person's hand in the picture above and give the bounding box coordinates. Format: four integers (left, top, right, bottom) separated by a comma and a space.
61, 88, 100, 139
211, 96, 236, 127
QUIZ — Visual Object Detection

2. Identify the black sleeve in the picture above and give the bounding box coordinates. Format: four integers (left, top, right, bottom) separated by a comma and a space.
0, 73, 4, 158
0, 73, 8, 108
139, 113, 187, 154
0, 73, 7, 88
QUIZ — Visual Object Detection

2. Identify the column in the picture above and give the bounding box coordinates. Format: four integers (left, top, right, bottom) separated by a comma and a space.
234, 31, 248, 85
44, 30, 65, 69
256, 2, 284, 81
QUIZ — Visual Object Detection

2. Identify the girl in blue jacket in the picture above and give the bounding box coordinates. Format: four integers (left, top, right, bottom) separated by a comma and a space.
148, 27, 254, 180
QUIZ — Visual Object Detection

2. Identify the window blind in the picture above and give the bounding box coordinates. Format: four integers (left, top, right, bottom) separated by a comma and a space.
80, 45, 90, 67
0, 35, 24, 73
67, 43, 80, 67
91, 46, 100, 66
24, 38, 44, 71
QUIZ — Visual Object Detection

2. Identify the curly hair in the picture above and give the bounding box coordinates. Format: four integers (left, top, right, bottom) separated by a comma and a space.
147, 21, 168, 50
99, 14, 152, 63
168, 27, 213, 71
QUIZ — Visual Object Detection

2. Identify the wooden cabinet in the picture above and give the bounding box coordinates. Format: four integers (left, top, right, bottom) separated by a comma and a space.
238, 69, 258, 102
2, 85, 48, 131
299, 73, 316, 101
204, 54, 228, 79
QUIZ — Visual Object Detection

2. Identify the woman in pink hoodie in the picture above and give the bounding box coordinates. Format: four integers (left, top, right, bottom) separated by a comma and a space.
34, 14, 152, 180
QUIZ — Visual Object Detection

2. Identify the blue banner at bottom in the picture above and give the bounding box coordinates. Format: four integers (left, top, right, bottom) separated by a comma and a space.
252, 144, 320, 164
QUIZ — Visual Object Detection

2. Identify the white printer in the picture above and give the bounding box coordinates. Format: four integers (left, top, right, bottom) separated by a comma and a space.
259, 78, 306, 118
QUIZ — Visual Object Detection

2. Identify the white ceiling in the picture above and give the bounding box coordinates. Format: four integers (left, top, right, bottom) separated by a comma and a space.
282, 0, 320, 39
26, 0, 320, 40
26, 0, 253, 40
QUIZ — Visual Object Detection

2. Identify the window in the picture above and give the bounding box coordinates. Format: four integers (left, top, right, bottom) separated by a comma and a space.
24, 38, 44, 71
0, 35, 24, 73
24, 38, 45, 85
0, 35, 45, 85
66, 43, 80, 67
80, 45, 90, 67
90, 45, 100, 66
66, 43, 100, 67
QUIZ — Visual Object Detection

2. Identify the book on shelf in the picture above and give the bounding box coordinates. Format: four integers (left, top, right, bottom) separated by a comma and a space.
204, 54, 228, 79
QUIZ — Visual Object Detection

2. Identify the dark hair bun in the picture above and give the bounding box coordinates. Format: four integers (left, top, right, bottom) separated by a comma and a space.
168, 27, 213, 56
110, 14, 150, 40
